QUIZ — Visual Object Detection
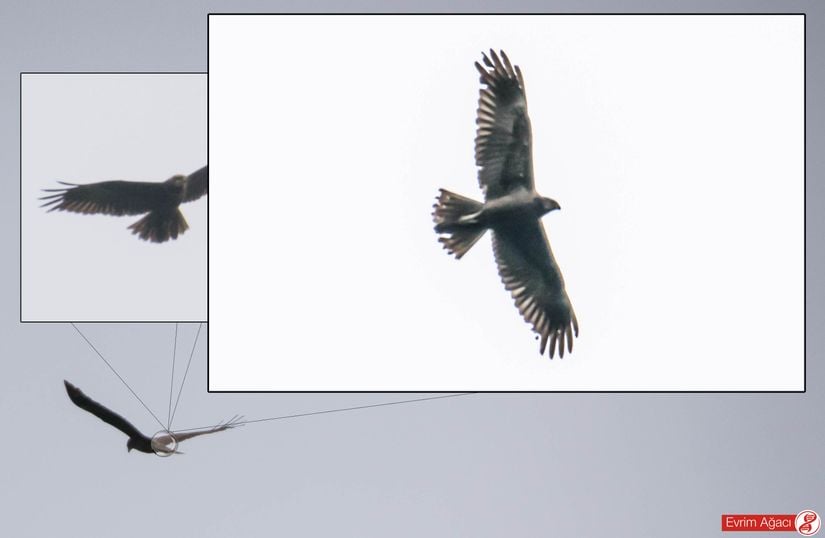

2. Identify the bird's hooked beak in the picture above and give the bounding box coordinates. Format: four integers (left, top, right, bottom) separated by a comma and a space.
542, 197, 561, 214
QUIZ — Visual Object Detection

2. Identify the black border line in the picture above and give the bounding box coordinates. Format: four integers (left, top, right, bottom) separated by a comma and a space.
206, 12, 807, 394
18, 71, 209, 325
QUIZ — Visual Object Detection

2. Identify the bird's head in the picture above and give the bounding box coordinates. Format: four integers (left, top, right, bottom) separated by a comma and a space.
165, 174, 187, 194
535, 196, 561, 216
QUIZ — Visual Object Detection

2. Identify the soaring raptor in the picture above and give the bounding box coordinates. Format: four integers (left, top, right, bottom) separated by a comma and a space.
432, 50, 578, 358
64, 380, 239, 455
41, 165, 208, 243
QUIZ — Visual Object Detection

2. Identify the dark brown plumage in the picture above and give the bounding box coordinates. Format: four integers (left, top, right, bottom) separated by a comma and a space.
432, 50, 578, 358
63, 380, 240, 455
41, 165, 208, 243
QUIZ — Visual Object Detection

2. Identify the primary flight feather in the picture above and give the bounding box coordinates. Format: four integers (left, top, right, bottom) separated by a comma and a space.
432, 50, 578, 359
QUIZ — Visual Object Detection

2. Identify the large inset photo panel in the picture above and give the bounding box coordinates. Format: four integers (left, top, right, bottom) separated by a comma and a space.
208, 15, 803, 391
21, 73, 208, 322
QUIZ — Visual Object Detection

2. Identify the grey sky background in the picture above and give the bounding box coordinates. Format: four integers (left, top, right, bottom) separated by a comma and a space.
210, 15, 803, 391
1, 2, 823, 538
21, 73, 207, 322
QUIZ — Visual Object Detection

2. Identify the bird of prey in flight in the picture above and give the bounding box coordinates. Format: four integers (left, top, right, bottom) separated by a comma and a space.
41, 165, 208, 243
432, 50, 578, 359
64, 380, 240, 455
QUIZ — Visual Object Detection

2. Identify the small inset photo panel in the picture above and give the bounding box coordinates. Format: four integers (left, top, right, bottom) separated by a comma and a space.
208, 15, 804, 392
21, 73, 207, 322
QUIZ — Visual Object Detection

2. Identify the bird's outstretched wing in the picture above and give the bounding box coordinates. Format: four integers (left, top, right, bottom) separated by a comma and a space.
171, 415, 243, 443
63, 380, 146, 440
492, 220, 578, 358
182, 165, 208, 203
41, 180, 170, 216
474, 49, 534, 200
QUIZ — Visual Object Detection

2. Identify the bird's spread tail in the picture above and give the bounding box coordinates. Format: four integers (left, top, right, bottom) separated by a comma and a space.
128, 209, 189, 243
432, 189, 486, 259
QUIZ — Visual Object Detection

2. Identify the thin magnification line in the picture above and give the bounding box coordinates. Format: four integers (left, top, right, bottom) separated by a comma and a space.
166, 323, 179, 430
171, 392, 477, 434
70, 323, 166, 431
169, 322, 203, 427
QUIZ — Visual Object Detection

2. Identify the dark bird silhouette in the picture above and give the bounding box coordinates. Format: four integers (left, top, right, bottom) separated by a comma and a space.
63, 380, 240, 455
432, 50, 578, 358
41, 165, 208, 243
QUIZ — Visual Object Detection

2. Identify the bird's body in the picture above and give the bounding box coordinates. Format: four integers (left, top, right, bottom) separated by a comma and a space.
432, 50, 578, 358
41, 165, 208, 243
440, 187, 543, 227
63, 380, 240, 455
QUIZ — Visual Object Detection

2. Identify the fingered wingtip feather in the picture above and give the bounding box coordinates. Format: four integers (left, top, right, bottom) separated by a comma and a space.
500, 50, 514, 75
489, 49, 506, 75
228, 414, 245, 427
475, 62, 497, 86
558, 329, 566, 359
539, 330, 548, 355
